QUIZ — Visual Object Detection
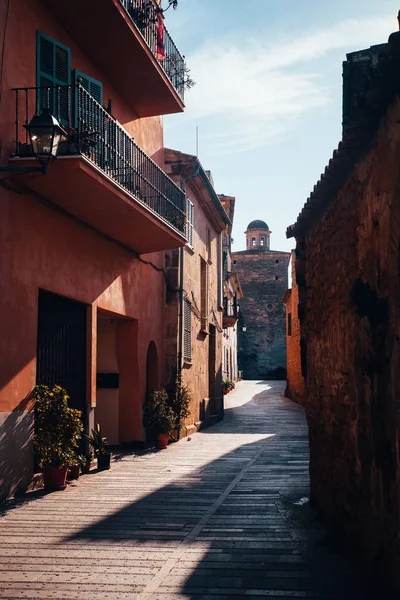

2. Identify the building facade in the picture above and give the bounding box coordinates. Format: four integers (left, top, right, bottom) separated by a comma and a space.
218, 195, 243, 383
232, 221, 290, 380
0, 0, 188, 501
283, 251, 305, 404
164, 149, 230, 432
286, 28, 400, 591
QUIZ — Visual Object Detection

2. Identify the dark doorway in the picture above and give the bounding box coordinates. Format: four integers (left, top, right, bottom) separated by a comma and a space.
36, 290, 87, 422
208, 324, 216, 414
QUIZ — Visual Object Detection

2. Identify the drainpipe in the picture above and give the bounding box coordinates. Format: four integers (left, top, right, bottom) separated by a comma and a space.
177, 163, 201, 369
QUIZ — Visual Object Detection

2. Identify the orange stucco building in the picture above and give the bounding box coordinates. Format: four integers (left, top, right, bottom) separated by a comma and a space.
283, 251, 305, 404
0, 0, 189, 501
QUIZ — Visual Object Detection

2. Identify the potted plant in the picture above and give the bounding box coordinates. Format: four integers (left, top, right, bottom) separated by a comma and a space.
34, 385, 84, 491
84, 424, 111, 470
81, 451, 94, 474
143, 388, 174, 449
166, 369, 191, 441
223, 379, 235, 394
67, 454, 86, 480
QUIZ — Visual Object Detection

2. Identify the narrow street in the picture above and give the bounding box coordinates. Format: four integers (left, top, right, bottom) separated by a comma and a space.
0, 382, 370, 600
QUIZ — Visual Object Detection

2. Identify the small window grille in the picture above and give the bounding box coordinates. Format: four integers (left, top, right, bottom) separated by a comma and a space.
184, 298, 192, 362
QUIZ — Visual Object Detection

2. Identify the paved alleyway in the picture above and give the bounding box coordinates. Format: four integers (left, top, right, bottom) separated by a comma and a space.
0, 382, 372, 600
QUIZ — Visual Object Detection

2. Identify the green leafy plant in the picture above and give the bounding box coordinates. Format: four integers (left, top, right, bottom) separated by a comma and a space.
34, 385, 84, 469
143, 389, 175, 435
166, 368, 191, 440
224, 379, 235, 392
83, 424, 109, 455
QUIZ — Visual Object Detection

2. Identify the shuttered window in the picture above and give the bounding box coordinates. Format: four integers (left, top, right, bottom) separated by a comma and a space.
184, 298, 192, 362
36, 32, 70, 122
74, 70, 103, 106
186, 198, 194, 247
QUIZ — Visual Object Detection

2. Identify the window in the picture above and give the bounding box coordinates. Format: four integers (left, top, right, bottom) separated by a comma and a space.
260, 237, 265, 246
74, 69, 103, 105
288, 313, 292, 336
275, 275, 279, 280
252, 237, 256, 247
36, 32, 70, 121
275, 259, 279, 264
217, 234, 223, 308
200, 257, 208, 332
206, 227, 212, 262
184, 298, 192, 362
186, 198, 194, 247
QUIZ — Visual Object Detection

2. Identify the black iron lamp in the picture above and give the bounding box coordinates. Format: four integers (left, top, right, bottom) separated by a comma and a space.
0, 108, 67, 178
27, 109, 67, 169
242, 324, 247, 332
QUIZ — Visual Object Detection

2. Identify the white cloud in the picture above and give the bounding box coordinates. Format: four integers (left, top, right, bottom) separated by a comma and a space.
177, 15, 393, 153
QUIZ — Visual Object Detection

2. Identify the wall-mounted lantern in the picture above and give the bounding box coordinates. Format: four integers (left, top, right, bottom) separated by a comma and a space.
0, 109, 67, 178
242, 325, 247, 332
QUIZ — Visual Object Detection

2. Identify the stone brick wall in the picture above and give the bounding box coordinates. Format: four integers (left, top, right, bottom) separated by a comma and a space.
296, 96, 400, 587
284, 252, 305, 404
232, 249, 290, 379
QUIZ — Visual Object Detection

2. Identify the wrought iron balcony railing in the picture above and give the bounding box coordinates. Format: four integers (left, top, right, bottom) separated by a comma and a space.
119, 0, 185, 101
12, 84, 187, 235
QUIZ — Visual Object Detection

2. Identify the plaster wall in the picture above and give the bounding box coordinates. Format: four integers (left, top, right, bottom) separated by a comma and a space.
0, 0, 168, 501
96, 319, 119, 446
284, 252, 305, 404
164, 179, 224, 430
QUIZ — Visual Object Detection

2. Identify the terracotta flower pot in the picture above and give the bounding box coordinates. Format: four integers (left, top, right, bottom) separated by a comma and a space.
156, 433, 169, 449
97, 453, 111, 470
42, 466, 69, 490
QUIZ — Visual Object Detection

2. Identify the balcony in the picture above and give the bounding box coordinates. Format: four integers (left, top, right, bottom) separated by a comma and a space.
45, 0, 185, 117
223, 297, 239, 329
11, 84, 187, 254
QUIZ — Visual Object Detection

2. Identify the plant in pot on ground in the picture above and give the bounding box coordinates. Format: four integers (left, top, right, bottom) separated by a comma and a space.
83, 424, 111, 470
34, 385, 84, 491
67, 454, 86, 480
143, 388, 175, 449
166, 368, 191, 441
223, 379, 235, 394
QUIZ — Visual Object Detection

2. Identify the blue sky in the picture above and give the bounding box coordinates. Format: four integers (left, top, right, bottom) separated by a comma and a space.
163, 0, 398, 252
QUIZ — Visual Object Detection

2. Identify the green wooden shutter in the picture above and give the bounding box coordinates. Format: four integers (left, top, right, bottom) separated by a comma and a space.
74, 70, 103, 105
36, 32, 70, 122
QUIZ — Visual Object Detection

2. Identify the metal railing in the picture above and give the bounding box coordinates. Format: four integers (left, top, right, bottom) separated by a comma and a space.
119, 0, 185, 101
12, 84, 187, 235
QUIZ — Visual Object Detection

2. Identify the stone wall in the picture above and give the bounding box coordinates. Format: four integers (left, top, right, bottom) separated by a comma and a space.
232, 250, 290, 379
296, 96, 400, 588
284, 252, 305, 404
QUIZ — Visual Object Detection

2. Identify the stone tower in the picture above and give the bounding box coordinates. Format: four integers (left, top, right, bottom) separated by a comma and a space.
232, 221, 290, 380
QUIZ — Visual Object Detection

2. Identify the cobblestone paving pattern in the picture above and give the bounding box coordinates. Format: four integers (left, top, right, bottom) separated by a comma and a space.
0, 382, 374, 599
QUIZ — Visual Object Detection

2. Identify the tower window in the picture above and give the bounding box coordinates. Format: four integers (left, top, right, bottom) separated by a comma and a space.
252, 237, 256, 247
288, 313, 292, 336
260, 237, 265, 246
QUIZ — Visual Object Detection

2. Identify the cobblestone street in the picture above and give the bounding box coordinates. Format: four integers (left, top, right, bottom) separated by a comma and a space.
0, 382, 371, 599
